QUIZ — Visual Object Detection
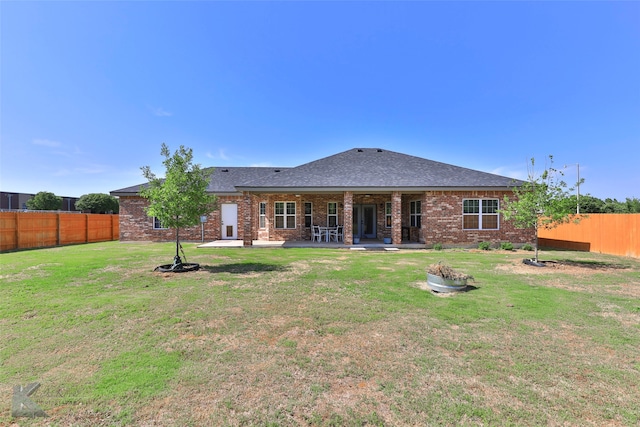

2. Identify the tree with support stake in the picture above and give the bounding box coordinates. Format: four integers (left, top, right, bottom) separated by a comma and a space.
500, 155, 585, 265
140, 144, 217, 272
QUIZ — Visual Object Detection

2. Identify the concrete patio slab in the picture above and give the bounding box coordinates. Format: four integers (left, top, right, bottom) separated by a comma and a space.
197, 240, 426, 250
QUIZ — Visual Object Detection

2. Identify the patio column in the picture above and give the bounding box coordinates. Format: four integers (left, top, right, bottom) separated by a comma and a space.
343, 191, 353, 245
392, 191, 402, 244
420, 191, 428, 244
242, 191, 253, 247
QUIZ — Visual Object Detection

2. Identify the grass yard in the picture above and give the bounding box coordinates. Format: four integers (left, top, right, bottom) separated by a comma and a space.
1, 242, 639, 426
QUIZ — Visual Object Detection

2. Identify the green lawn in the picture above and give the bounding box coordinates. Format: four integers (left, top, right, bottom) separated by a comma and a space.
1, 242, 639, 426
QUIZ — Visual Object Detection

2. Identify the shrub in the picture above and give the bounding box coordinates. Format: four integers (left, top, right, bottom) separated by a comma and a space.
500, 242, 514, 251
478, 241, 492, 251
76, 193, 119, 214
522, 243, 534, 251
26, 191, 62, 210
433, 243, 443, 251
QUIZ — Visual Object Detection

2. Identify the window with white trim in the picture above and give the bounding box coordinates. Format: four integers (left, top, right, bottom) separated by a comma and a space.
463, 199, 499, 230
327, 202, 338, 227
259, 202, 266, 228
385, 202, 392, 228
304, 202, 312, 228
275, 201, 296, 229
410, 200, 421, 227
153, 217, 167, 229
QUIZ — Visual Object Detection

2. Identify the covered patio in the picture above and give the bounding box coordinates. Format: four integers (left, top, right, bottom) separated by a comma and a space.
242, 190, 421, 247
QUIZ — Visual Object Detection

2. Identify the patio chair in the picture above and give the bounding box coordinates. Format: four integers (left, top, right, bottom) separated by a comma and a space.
329, 225, 343, 242
312, 225, 323, 242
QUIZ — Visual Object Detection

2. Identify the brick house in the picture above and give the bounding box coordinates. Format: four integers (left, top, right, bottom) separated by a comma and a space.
110, 148, 534, 247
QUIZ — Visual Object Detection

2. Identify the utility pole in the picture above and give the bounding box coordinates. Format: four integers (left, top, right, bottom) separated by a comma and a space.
565, 163, 580, 214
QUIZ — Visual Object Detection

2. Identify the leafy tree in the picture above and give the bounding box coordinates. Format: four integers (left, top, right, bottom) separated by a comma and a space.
76, 193, 119, 214
26, 191, 62, 211
625, 197, 640, 213
568, 194, 604, 213
560, 195, 640, 214
140, 144, 217, 270
500, 155, 584, 263
602, 198, 627, 213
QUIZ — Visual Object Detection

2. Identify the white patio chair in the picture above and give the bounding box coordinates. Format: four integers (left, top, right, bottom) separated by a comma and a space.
312, 225, 323, 242
328, 226, 343, 242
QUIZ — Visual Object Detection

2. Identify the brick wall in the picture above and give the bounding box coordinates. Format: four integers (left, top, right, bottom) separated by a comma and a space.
118, 195, 244, 242
119, 190, 535, 246
422, 190, 534, 246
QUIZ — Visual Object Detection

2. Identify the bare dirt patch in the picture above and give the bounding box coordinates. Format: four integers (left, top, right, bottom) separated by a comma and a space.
495, 259, 614, 276
495, 258, 640, 297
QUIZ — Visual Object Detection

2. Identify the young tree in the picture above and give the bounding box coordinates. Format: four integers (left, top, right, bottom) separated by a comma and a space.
76, 193, 119, 213
26, 191, 62, 210
500, 155, 584, 264
140, 144, 217, 270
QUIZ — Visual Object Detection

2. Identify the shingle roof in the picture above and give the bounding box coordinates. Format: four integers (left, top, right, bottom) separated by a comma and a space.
237, 148, 521, 191
110, 167, 289, 196
111, 148, 521, 195
205, 167, 291, 193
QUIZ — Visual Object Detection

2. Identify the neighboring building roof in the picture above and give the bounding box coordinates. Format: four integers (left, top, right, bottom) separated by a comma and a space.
110, 148, 522, 196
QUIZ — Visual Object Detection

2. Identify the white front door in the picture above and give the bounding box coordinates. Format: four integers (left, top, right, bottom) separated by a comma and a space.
221, 204, 238, 240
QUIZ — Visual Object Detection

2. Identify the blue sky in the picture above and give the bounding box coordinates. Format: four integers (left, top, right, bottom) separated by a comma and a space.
1, 1, 639, 201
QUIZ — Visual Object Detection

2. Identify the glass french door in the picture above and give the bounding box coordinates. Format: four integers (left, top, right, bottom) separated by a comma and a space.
352, 204, 376, 239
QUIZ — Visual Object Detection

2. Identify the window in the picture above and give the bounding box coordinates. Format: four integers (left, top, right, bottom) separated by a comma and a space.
153, 217, 167, 229
304, 202, 312, 228
275, 201, 296, 229
385, 202, 392, 228
327, 202, 338, 227
410, 200, 421, 227
259, 202, 266, 228
463, 199, 499, 230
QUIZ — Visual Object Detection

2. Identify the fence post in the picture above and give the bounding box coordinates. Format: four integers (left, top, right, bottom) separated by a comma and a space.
56, 213, 61, 246
85, 214, 89, 243
15, 212, 21, 250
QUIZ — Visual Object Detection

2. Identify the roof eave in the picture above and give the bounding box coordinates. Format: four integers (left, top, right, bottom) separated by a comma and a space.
110, 190, 243, 197
235, 185, 518, 194
110, 191, 139, 197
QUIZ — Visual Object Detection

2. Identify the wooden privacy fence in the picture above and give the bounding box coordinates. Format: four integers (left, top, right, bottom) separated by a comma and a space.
0, 212, 119, 252
538, 213, 639, 258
